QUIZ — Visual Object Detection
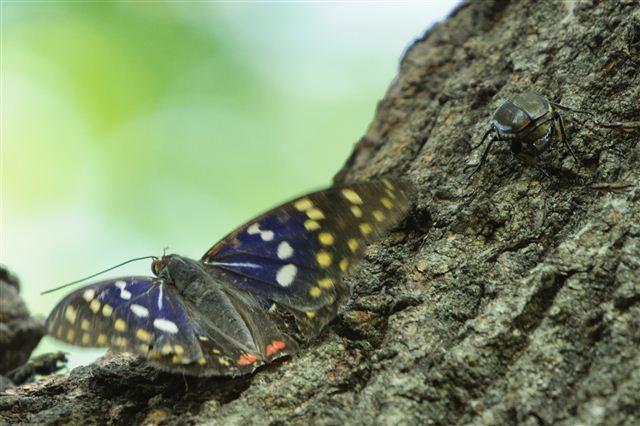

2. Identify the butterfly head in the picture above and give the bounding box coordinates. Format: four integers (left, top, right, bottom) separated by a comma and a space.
152, 254, 208, 292
151, 256, 164, 276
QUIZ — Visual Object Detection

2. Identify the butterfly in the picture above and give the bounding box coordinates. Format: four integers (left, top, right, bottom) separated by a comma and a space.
46, 179, 414, 376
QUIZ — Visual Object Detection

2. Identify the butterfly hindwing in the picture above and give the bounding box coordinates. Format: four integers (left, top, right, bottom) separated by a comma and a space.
46, 277, 157, 351
46, 277, 204, 362
46, 273, 297, 375
202, 179, 414, 332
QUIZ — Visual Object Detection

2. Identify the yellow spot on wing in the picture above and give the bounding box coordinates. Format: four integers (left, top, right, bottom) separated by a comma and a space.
81, 333, 91, 345
307, 208, 325, 220
381, 197, 393, 209
136, 328, 152, 343
342, 189, 363, 204
56, 325, 64, 338
373, 210, 385, 222
383, 179, 395, 190
306, 311, 317, 318
114, 318, 127, 332
172, 355, 183, 364
294, 198, 314, 211
310, 287, 322, 298
304, 219, 320, 231
348, 239, 359, 253
102, 304, 113, 317
161, 344, 172, 354
318, 232, 334, 245
360, 223, 373, 236
340, 259, 349, 271
318, 278, 333, 289
115, 337, 127, 347
66, 329, 75, 342
97, 334, 108, 345
351, 205, 363, 218
386, 188, 396, 199
81, 319, 91, 331
174, 345, 185, 355
198, 357, 207, 365
316, 251, 332, 267
218, 357, 231, 367
64, 306, 77, 324
89, 299, 101, 313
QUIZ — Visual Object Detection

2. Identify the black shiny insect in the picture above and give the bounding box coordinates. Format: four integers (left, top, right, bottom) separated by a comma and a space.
467, 91, 593, 176
46, 180, 414, 376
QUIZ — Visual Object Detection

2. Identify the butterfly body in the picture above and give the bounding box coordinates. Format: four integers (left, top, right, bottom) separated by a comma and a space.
46, 180, 414, 376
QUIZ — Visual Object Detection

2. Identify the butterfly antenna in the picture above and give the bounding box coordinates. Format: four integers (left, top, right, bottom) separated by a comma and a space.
40, 255, 158, 295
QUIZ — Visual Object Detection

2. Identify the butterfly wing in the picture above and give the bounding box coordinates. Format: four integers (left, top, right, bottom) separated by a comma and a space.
45, 276, 294, 375
202, 179, 414, 333
46, 179, 414, 374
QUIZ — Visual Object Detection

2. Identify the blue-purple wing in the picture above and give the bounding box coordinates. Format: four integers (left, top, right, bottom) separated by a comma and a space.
202, 180, 414, 331
45, 276, 290, 375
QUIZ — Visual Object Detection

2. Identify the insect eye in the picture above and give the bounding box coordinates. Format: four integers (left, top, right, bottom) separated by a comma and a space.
151, 258, 162, 276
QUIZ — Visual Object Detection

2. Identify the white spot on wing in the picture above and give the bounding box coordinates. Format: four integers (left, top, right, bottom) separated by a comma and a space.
153, 318, 179, 334
130, 304, 150, 318
276, 264, 297, 287
277, 241, 294, 259
157, 284, 164, 310
246, 222, 274, 241
247, 223, 261, 235
207, 261, 261, 269
82, 289, 96, 302
114, 280, 132, 300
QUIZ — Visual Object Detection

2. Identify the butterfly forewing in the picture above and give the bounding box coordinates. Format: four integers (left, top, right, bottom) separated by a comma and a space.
202, 179, 414, 329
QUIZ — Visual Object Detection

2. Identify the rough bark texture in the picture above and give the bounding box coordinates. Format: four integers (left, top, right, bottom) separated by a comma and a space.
2, 0, 639, 424
0, 268, 45, 390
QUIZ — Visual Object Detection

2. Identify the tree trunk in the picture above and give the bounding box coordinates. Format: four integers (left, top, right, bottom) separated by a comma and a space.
2, 0, 639, 424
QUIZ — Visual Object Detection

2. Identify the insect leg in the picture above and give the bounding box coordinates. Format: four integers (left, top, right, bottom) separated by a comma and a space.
465, 136, 497, 178
470, 127, 493, 150
553, 111, 581, 165
599, 121, 640, 132
549, 101, 595, 117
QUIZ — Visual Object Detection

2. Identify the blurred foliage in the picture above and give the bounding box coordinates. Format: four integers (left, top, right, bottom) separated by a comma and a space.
1, 2, 457, 367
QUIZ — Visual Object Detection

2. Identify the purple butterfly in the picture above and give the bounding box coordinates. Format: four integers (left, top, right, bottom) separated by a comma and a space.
46, 180, 414, 376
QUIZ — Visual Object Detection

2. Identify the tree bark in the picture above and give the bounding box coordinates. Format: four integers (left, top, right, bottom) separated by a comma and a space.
2, 0, 639, 424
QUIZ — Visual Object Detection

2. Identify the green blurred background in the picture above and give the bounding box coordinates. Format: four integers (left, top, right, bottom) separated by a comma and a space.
2, 2, 458, 368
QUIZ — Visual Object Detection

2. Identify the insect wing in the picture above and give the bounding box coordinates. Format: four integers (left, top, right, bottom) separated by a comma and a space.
45, 277, 260, 375
202, 180, 414, 321
47, 277, 153, 348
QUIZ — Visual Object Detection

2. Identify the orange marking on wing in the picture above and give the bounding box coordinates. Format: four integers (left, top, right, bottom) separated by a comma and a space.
238, 353, 259, 366
266, 340, 287, 357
